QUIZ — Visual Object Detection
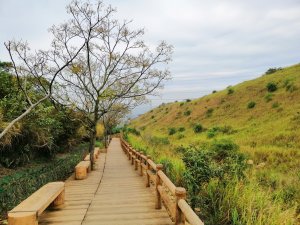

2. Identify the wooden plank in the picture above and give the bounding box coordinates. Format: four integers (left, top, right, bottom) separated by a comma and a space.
178, 199, 204, 225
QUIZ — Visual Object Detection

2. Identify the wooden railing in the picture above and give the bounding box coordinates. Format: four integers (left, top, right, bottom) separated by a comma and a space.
120, 138, 204, 225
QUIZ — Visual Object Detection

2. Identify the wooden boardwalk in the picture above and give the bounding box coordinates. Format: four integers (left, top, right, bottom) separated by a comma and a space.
39, 138, 173, 225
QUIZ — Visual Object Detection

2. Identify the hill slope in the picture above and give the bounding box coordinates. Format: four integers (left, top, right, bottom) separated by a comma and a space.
127, 63, 300, 225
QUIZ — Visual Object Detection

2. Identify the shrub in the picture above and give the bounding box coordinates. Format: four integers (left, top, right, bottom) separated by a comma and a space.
151, 115, 155, 119
206, 108, 214, 117
212, 90, 217, 93
178, 127, 185, 132
207, 129, 216, 138
266, 82, 277, 92
272, 102, 280, 108
227, 88, 234, 95
264, 93, 273, 102
265, 67, 282, 75
127, 127, 140, 136
0, 144, 85, 215
186, 99, 191, 102
193, 124, 203, 133
180, 102, 184, 106
247, 101, 256, 109
168, 127, 176, 135
177, 134, 185, 139
150, 136, 170, 145
184, 110, 191, 116
284, 80, 297, 93
182, 139, 246, 209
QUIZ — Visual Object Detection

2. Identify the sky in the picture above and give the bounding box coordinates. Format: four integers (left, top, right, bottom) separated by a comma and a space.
1, 0, 300, 117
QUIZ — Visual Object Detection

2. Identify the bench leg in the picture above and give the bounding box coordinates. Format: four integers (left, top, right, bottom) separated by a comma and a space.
8, 212, 37, 225
53, 189, 65, 206
75, 167, 87, 180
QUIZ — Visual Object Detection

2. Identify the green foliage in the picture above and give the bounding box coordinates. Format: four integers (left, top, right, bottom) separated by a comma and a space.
193, 123, 203, 133
178, 127, 185, 132
284, 79, 297, 93
265, 67, 282, 75
0, 145, 85, 215
168, 127, 176, 135
126, 127, 140, 136
149, 136, 170, 145
206, 108, 214, 117
264, 93, 273, 102
247, 101, 256, 109
266, 82, 278, 92
183, 110, 191, 116
182, 139, 246, 210
180, 102, 184, 106
186, 99, 191, 102
227, 88, 234, 95
272, 102, 280, 108
177, 134, 185, 139
207, 126, 236, 138
212, 90, 217, 93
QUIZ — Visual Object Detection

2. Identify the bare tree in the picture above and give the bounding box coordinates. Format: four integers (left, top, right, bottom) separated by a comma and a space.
55, 0, 173, 168
0, 8, 89, 139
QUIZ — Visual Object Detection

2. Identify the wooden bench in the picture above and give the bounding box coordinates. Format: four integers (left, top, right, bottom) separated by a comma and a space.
8, 182, 65, 225
75, 161, 91, 180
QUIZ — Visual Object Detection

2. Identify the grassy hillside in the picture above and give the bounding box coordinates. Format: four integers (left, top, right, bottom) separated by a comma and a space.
127, 64, 300, 225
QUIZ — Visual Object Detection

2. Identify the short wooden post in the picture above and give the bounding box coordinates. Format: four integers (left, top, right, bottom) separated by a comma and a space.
53, 189, 65, 206
175, 187, 186, 225
146, 155, 151, 187
139, 155, 143, 176
155, 164, 163, 209
134, 153, 139, 171
128, 148, 131, 160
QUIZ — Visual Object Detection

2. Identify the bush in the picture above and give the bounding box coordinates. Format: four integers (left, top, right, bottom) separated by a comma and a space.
184, 110, 191, 116
212, 90, 217, 93
150, 136, 170, 145
265, 67, 282, 75
178, 127, 185, 132
264, 93, 273, 102
247, 101, 256, 109
206, 108, 214, 117
266, 82, 277, 92
186, 99, 191, 102
180, 102, 184, 106
126, 127, 140, 136
0, 144, 85, 215
227, 88, 234, 95
177, 134, 185, 139
193, 124, 203, 133
168, 127, 176, 135
182, 139, 246, 209
272, 102, 280, 108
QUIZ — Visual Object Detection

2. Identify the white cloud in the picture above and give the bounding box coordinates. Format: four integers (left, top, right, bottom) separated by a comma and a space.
0, 0, 300, 117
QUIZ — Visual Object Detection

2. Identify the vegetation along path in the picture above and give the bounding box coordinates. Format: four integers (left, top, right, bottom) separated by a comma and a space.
39, 138, 173, 225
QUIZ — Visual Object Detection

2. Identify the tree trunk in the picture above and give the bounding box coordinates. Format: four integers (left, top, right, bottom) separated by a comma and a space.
89, 128, 97, 170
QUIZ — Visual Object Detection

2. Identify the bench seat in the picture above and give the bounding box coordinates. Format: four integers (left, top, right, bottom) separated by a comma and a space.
75, 161, 91, 180
8, 182, 64, 225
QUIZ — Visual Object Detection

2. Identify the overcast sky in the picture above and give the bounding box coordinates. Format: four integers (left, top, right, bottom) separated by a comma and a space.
1, 0, 300, 117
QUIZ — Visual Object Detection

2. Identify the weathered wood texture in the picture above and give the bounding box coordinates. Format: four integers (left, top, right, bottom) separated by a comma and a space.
39, 138, 173, 225
8, 182, 65, 225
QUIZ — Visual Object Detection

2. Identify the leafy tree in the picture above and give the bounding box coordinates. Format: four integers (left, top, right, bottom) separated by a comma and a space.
54, 0, 172, 168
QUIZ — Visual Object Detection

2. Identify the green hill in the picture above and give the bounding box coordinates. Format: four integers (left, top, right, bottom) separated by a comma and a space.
126, 63, 300, 225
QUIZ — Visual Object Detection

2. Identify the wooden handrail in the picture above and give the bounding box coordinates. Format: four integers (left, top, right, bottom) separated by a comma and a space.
120, 137, 204, 225
178, 199, 204, 225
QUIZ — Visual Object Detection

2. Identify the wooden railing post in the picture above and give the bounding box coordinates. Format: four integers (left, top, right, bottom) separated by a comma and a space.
175, 187, 186, 225
146, 155, 151, 187
134, 153, 138, 170
139, 155, 143, 176
155, 164, 163, 209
